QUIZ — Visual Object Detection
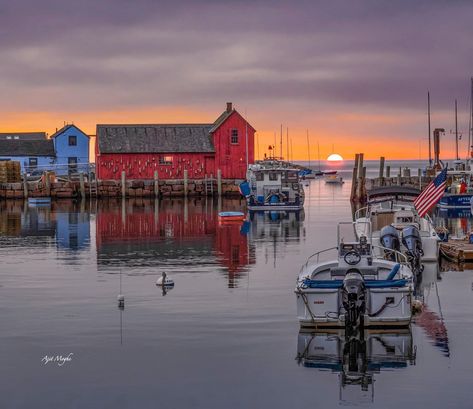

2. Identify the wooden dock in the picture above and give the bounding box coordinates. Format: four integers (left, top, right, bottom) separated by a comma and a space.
439, 240, 473, 263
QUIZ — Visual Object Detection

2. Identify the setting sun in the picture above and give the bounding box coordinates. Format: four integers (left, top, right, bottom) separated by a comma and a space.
327, 153, 344, 161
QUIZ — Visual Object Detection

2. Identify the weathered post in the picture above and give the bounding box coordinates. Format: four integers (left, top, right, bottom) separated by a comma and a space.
356, 154, 364, 202
121, 171, 126, 198
379, 156, 385, 186
386, 166, 391, 178
79, 172, 85, 198
351, 153, 360, 201
23, 172, 28, 199
44, 171, 51, 197
217, 169, 222, 197
358, 153, 364, 179
184, 169, 188, 197
154, 170, 159, 198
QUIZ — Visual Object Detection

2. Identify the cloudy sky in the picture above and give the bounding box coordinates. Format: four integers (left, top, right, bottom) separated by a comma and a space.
1, 0, 472, 159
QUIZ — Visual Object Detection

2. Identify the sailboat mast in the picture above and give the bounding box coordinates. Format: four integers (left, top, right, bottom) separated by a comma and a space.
286, 128, 289, 162
428, 91, 432, 166
306, 129, 311, 168
280, 124, 283, 160
317, 141, 321, 170
455, 99, 459, 160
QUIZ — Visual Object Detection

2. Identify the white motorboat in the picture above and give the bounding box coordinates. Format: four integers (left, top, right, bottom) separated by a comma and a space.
325, 174, 344, 184
354, 200, 439, 264
295, 222, 414, 328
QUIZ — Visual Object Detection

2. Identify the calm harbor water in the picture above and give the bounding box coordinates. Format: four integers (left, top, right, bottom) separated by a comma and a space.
1, 170, 473, 408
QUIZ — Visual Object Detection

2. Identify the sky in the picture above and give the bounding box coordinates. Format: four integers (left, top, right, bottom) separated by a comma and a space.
1, 0, 473, 160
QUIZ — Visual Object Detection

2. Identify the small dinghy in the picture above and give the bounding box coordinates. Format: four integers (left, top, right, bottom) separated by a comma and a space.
218, 211, 245, 222
295, 222, 414, 329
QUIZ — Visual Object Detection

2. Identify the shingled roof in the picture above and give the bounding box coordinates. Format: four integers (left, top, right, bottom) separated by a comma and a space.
97, 124, 215, 154
0, 132, 46, 141
0, 139, 56, 157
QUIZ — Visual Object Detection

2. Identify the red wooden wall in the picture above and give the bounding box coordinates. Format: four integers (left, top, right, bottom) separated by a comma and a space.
212, 111, 255, 179
96, 152, 215, 180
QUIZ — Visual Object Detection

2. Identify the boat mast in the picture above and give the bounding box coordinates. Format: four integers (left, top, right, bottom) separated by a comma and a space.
455, 99, 459, 160
306, 129, 311, 168
286, 127, 289, 162
280, 124, 283, 160
428, 91, 432, 166
317, 141, 321, 170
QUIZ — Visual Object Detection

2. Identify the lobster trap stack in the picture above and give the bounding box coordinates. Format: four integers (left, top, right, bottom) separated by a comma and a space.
0, 161, 21, 183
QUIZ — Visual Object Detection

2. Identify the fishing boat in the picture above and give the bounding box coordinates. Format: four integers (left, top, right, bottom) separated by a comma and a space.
240, 162, 304, 211
295, 222, 414, 328
354, 199, 439, 265
438, 168, 473, 208
325, 173, 344, 184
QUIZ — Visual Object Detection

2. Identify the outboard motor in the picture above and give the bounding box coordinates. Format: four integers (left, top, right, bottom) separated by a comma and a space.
379, 225, 400, 261
342, 269, 366, 330
402, 226, 424, 274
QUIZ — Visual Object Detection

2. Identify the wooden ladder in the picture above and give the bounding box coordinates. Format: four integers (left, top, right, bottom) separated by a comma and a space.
205, 175, 214, 196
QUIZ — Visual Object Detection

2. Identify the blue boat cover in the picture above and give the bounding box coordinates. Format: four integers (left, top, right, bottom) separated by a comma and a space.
302, 278, 408, 289
218, 211, 245, 217
239, 182, 251, 197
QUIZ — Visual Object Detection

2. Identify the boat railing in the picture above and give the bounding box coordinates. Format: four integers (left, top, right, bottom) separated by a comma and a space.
300, 247, 338, 272
371, 244, 410, 265
354, 206, 369, 220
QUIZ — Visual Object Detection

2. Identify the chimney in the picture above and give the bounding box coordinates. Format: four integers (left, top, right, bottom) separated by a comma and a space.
226, 102, 233, 112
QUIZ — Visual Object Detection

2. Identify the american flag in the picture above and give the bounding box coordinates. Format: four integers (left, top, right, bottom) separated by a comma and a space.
414, 167, 448, 217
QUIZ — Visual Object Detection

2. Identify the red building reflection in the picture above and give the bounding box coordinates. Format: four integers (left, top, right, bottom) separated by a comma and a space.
96, 198, 254, 287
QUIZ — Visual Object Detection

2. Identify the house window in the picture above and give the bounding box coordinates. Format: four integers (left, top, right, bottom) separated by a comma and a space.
230, 129, 239, 144
68, 157, 77, 173
269, 172, 278, 181
29, 158, 38, 169
69, 135, 77, 146
159, 156, 173, 165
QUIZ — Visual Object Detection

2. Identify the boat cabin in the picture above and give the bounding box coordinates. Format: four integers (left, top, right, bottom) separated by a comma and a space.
250, 168, 301, 203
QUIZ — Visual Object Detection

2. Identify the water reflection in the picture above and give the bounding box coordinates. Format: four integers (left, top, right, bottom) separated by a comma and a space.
247, 210, 305, 267
0, 200, 90, 251
296, 329, 416, 404
95, 198, 255, 287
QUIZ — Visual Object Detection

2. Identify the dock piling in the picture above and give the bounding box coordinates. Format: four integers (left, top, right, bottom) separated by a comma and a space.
184, 169, 188, 197
121, 171, 126, 198
44, 171, 51, 197
386, 166, 391, 178
217, 169, 222, 197
23, 172, 28, 199
79, 172, 85, 198
154, 170, 159, 198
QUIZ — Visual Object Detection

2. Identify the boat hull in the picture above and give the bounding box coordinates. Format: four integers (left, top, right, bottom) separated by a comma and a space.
296, 287, 412, 328
438, 194, 473, 208
248, 204, 304, 211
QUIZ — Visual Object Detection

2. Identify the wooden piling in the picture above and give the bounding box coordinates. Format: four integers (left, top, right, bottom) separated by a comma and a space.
121, 171, 126, 198
154, 170, 159, 198
217, 169, 222, 197
184, 169, 188, 197
44, 171, 51, 196
358, 153, 364, 179
350, 154, 360, 201
79, 172, 85, 198
379, 156, 385, 178
386, 166, 391, 178
23, 172, 28, 199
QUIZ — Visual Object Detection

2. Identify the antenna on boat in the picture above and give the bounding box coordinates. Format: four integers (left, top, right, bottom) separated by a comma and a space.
428, 91, 432, 166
